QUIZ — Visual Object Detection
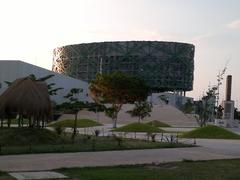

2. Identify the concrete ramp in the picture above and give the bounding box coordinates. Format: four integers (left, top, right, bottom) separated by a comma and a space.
59, 104, 198, 127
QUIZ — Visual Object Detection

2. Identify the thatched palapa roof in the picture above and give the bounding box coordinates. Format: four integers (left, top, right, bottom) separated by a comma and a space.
0, 77, 51, 119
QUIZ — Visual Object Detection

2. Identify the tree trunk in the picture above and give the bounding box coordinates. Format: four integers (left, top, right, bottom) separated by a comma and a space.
7, 118, 11, 128
112, 106, 121, 128
112, 112, 118, 128
138, 117, 141, 123
18, 116, 21, 127
33, 117, 37, 128
28, 117, 31, 128
0, 118, 3, 127
72, 113, 78, 142
113, 117, 117, 128
37, 117, 40, 128
97, 112, 100, 122
21, 115, 23, 127
41, 119, 45, 128
96, 107, 100, 122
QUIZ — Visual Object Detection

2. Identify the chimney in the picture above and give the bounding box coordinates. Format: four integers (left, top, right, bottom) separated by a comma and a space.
225, 75, 232, 101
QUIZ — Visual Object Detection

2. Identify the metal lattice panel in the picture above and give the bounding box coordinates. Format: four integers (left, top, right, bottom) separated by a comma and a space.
52, 41, 195, 91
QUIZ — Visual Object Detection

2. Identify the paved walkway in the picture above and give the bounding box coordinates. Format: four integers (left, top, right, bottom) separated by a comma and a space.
192, 139, 240, 156
0, 144, 240, 172
0, 134, 240, 172
9, 171, 67, 180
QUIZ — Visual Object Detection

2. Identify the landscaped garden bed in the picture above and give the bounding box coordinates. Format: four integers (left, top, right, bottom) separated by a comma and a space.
181, 125, 240, 139
0, 127, 192, 155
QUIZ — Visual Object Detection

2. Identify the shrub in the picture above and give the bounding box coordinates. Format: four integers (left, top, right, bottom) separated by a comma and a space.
54, 125, 65, 135
94, 129, 100, 137
112, 134, 123, 147
147, 132, 157, 142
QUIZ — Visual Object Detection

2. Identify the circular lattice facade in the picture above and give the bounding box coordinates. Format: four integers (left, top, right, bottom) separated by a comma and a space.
52, 41, 194, 91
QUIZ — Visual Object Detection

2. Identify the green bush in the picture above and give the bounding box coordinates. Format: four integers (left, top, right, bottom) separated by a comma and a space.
54, 125, 66, 135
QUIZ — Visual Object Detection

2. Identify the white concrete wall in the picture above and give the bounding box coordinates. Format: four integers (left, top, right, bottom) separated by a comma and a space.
0, 60, 90, 104
0, 60, 194, 106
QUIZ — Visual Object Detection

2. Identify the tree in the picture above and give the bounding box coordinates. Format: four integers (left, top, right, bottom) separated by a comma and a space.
29, 74, 64, 96
234, 108, 240, 120
215, 63, 228, 107
89, 72, 149, 128
5, 74, 63, 96
4, 81, 12, 87
61, 88, 84, 141
195, 87, 216, 127
127, 101, 152, 123
85, 102, 106, 122
216, 105, 224, 119
105, 106, 118, 122
181, 99, 194, 114
195, 100, 209, 127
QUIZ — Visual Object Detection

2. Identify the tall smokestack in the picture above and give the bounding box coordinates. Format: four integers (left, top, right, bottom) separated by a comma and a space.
225, 75, 232, 101
222, 75, 237, 128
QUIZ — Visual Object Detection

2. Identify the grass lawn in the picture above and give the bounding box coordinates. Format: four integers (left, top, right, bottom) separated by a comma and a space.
113, 123, 164, 133
58, 159, 240, 180
48, 119, 102, 128
2, 118, 29, 125
0, 128, 191, 155
181, 125, 240, 139
0, 127, 66, 146
146, 120, 171, 127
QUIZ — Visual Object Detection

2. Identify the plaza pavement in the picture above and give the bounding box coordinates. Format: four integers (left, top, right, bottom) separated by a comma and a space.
0, 139, 240, 172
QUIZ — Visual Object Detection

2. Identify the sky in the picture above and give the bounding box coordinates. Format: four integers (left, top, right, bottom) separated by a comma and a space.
0, 0, 240, 107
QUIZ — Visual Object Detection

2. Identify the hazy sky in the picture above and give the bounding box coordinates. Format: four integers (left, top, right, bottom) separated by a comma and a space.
0, 0, 239, 107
